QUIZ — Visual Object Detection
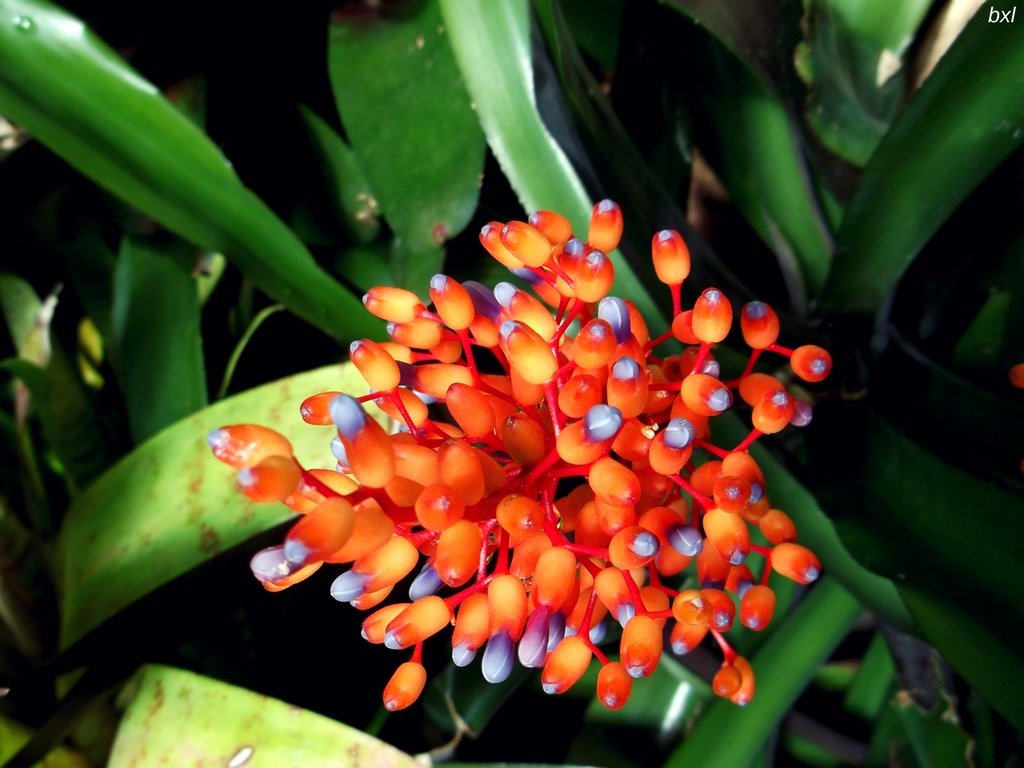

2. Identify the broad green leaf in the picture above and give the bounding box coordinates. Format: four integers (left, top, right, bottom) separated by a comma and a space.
57, 363, 368, 648
843, 631, 895, 722
951, 289, 1011, 369
796, 0, 932, 166
0, 0, 379, 339
439, 0, 666, 330
891, 677, 975, 767
821, 0, 1024, 314
900, 587, 1024, 737
329, 0, 485, 291
665, 578, 863, 768
809, 406, 1024, 731
659, 0, 797, 94
110, 236, 207, 444
685, 42, 833, 304
296, 106, 381, 246
107, 665, 419, 768
0, 273, 43, 353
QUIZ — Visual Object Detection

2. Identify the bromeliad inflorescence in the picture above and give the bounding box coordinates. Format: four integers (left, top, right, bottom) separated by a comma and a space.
209, 201, 831, 712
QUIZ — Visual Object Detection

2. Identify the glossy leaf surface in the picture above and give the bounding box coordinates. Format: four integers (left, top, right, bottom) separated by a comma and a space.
57, 363, 368, 648
0, 0, 378, 339
108, 665, 419, 768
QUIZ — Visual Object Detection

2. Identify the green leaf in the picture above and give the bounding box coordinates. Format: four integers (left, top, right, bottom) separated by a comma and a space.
107, 664, 420, 768
821, 1, 1024, 314
296, 106, 381, 246
580, 653, 711, 731
679, 36, 833, 304
56, 363, 368, 648
110, 236, 207, 444
0, 0, 379, 339
952, 289, 1012, 369
0, 273, 43, 353
439, 0, 666, 330
796, 0, 932, 166
809, 406, 1024, 732
659, 0, 797, 94
328, 0, 485, 290
665, 578, 863, 768
843, 631, 895, 722
891, 678, 975, 767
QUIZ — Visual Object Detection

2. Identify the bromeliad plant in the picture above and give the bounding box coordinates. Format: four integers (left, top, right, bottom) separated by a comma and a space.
210, 200, 831, 711
0, 0, 1022, 766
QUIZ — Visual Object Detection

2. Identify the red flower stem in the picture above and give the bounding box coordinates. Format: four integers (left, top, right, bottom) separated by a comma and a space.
295, 462, 342, 498
671, 283, 682, 317
695, 439, 730, 459
767, 342, 794, 357
552, 298, 586, 344
739, 348, 763, 379
544, 381, 564, 436
411, 643, 424, 664
690, 343, 712, 374
457, 328, 482, 384
494, 526, 510, 575
732, 428, 763, 453
645, 328, 676, 353
669, 474, 714, 514
622, 569, 647, 615
711, 630, 737, 664
521, 448, 564, 488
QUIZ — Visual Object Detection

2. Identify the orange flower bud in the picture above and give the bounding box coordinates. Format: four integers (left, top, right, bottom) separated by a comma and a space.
237, 455, 301, 503
597, 661, 633, 710
383, 661, 427, 711
739, 301, 779, 349
691, 287, 732, 344
350, 338, 401, 391
771, 542, 821, 584
299, 391, 342, 425
208, 424, 293, 469
325, 503, 395, 563
704, 507, 753, 569
528, 209, 573, 244
428, 274, 476, 331
496, 494, 545, 544
790, 344, 832, 383
541, 635, 592, 694
681, 373, 733, 416
285, 497, 356, 565
414, 482, 466, 531
651, 229, 690, 285
501, 220, 553, 268
620, 614, 662, 678
589, 456, 641, 509
740, 585, 776, 631
445, 382, 496, 438
435, 519, 483, 587
363, 286, 424, 323
759, 508, 797, 544
587, 199, 623, 253
384, 595, 452, 649
499, 320, 557, 384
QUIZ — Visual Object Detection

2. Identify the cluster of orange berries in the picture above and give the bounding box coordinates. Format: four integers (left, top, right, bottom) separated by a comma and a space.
209, 201, 831, 713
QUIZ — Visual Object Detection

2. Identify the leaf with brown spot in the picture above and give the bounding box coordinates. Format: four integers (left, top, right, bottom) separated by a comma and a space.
57, 363, 372, 649
108, 665, 420, 768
